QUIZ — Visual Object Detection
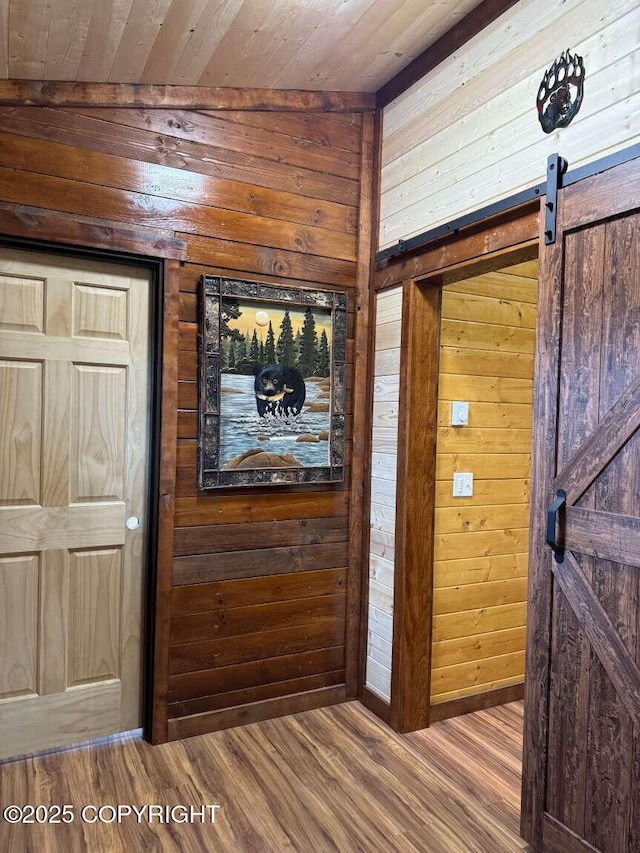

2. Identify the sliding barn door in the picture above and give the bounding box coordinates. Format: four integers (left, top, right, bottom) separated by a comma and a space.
0, 248, 150, 760
522, 156, 640, 852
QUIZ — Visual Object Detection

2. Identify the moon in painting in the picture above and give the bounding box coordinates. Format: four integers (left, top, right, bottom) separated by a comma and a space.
255, 309, 270, 326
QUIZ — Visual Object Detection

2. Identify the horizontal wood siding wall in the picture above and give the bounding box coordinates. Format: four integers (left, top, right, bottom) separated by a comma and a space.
379, 0, 640, 249
431, 259, 538, 705
366, 285, 402, 702
0, 104, 368, 737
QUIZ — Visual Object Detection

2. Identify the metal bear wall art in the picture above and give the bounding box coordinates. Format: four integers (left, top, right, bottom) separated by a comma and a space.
537, 49, 585, 134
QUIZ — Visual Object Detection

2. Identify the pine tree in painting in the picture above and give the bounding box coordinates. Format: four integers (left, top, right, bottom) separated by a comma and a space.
237, 334, 247, 360
317, 329, 330, 377
259, 339, 265, 363
265, 322, 276, 364
227, 339, 236, 369
298, 307, 318, 377
249, 330, 260, 361
276, 310, 296, 367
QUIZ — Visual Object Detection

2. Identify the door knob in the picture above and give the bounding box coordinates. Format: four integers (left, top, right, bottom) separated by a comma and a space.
126, 516, 140, 530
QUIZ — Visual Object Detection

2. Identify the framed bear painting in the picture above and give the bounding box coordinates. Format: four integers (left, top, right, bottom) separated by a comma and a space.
197, 275, 347, 488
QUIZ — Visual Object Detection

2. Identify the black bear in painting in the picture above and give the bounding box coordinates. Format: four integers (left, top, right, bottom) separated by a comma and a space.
253, 363, 306, 417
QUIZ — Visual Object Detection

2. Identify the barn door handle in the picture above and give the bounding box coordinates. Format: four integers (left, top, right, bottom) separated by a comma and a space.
546, 489, 566, 563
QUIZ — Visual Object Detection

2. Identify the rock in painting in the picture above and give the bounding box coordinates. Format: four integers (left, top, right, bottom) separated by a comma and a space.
223, 448, 302, 470
306, 401, 330, 413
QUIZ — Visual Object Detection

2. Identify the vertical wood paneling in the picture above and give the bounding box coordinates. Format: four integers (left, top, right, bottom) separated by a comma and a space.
379, 0, 640, 249
365, 286, 402, 702
431, 260, 537, 705
0, 103, 370, 739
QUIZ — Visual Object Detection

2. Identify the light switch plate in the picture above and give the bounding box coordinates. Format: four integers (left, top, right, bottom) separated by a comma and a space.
451, 401, 469, 426
452, 472, 473, 497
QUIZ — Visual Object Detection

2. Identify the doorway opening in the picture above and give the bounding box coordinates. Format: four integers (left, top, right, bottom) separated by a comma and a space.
430, 256, 539, 721
0, 243, 161, 761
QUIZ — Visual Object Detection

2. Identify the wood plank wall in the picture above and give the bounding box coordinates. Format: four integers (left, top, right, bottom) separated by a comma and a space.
365, 285, 402, 702
379, 0, 640, 249
431, 259, 538, 705
0, 104, 370, 739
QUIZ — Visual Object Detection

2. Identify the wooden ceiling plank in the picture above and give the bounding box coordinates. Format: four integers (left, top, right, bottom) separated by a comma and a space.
196, 0, 285, 88
307, 0, 440, 91
107, 0, 175, 83
76, 0, 135, 82
139, 0, 213, 85
0, 80, 375, 110
8, 0, 48, 78
243, 1, 336, 91
269, 0, 375, 90
377, 0, 520, 106
343, 0, 479, 92
3, 0, 518, 94
170, 0, 243, 85
44, 0, 95, 81
221, 0, 342, 90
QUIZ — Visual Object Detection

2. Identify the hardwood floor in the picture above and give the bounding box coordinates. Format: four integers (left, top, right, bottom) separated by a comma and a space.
410, 701, 525, 839
0, 701, 529, 852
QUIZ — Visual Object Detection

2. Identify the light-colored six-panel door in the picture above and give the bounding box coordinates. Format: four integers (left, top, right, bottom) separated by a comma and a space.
0, 248, 150, 760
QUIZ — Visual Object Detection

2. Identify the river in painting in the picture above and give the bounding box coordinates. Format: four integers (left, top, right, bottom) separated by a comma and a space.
219, 374, 331, 468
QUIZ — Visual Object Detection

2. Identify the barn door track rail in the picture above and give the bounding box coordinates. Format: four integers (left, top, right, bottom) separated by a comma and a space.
376, 141, 640, 263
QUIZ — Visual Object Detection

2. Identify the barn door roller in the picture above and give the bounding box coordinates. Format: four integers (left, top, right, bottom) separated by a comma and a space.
544, 153, 568, 245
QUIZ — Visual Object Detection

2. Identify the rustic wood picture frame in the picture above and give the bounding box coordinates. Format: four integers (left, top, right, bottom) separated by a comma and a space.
198, 275, 347, 488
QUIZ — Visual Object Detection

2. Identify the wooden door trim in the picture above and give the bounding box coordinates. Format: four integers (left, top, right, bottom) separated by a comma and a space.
383, 206, 539, 735
374, 200, 540, 290
390, 277, 440, 733
0, 203, 185, 745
